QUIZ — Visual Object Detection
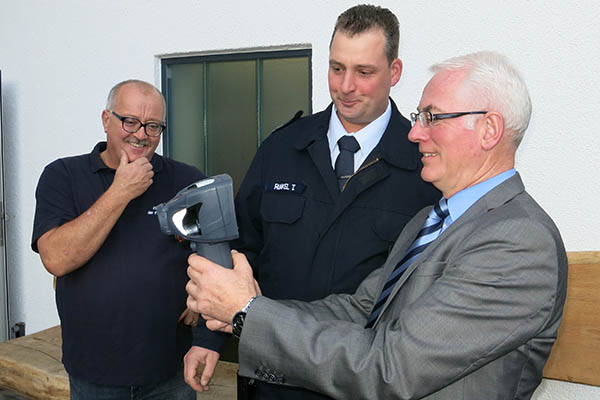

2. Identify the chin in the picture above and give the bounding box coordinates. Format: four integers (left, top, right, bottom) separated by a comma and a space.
420, 169, 439, 185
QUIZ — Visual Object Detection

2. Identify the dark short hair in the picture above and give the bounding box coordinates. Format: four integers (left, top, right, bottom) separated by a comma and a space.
330, 4, 399, 64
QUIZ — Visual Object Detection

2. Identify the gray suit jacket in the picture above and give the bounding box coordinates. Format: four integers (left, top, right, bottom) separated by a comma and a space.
238, 173, 568, 400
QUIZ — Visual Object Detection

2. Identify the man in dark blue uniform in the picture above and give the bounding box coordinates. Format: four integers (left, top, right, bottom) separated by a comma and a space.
32, 80, 223, 399
220, 5, 441, 400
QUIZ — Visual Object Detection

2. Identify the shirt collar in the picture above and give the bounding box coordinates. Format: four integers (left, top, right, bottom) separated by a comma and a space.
445, 169, 516, 227
327, 100, 392, 159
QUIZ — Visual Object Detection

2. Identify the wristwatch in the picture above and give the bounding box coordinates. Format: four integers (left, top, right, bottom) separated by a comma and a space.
232, 296, 258, 339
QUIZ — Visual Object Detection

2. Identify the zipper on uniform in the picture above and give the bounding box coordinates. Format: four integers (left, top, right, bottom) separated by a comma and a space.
341, 157, 381, 191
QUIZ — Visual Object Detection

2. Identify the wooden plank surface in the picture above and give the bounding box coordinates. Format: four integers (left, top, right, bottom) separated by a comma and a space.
0, 326, 237, 399
543, 251, 600, 386
0, 326, 68, 400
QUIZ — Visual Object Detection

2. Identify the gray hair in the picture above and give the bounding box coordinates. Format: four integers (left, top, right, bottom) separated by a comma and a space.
331, 4, 400, 65
105, 79, 166, 118
431, 51, 532, 147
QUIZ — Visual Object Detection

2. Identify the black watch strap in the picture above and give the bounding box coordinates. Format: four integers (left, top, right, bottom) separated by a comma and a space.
232, 296, 258, 339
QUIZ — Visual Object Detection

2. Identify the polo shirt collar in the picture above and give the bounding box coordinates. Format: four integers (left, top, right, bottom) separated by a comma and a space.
89, 141, 164, 173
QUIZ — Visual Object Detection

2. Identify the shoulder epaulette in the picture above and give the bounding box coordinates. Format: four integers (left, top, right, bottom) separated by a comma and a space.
270, 110, 304, 135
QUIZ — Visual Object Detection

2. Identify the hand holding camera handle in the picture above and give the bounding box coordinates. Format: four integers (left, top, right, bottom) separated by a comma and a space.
192, 242, 234, 269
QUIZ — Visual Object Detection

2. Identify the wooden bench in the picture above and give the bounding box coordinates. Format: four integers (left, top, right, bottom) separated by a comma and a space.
0, 251, 598, 399
542, 251, 600, 385
0, 326, 237, 399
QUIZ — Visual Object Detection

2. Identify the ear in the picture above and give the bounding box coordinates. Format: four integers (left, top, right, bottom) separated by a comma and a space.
390, 58, 403, 86
479, 112, 504, 151
101, 110, 110, 132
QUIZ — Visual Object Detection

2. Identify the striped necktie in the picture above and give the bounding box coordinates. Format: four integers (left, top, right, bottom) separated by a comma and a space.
365, 198, 449, 328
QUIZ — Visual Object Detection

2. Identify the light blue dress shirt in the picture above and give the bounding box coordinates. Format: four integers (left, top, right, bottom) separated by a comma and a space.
442, 169, 517, 232
327, 100, 392, 172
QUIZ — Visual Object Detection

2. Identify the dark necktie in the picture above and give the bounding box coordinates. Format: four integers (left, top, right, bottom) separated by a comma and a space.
365, 198, 449, 328
334, 135, 360, 190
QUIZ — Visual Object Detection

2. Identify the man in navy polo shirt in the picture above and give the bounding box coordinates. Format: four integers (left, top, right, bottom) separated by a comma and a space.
32, 80, 223, 399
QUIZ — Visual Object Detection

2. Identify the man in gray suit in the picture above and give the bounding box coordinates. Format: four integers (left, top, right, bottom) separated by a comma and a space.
185, 51, 568, 399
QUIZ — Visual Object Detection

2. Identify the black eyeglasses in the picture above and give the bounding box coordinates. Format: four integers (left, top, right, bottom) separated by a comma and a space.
111, 111, 166, 137
410, 111, 488, 128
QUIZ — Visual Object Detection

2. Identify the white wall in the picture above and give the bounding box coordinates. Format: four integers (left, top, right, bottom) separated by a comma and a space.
1, 0, 598, 398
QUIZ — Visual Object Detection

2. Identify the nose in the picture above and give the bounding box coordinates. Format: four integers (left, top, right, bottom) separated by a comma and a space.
408, 122, 428, 143
132, 124, 149, 140
340, 71, 355, 94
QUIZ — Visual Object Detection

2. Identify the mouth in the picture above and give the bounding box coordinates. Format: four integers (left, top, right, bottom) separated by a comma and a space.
422, 152, 439, 158
338, 98, 359, 107
125, 138, 149, 149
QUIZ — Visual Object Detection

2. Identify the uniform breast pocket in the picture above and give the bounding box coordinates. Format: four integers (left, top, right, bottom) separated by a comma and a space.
372, 211, 411, 243
260, 192, 306, 224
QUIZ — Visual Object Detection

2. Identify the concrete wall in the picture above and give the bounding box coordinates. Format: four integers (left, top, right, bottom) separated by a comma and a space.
1, 0, 598, 398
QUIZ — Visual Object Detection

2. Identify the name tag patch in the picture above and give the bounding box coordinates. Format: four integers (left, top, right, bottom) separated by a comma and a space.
265, 181, 306, 193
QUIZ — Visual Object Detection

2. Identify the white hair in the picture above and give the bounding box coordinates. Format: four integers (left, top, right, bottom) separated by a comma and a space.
431, 51, 532, 148
105, 79, 166, 118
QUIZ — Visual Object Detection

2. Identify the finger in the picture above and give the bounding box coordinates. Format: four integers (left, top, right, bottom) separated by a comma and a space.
187, 265, 202, 283
187, 254, 204, 272
186, 311, 199, 326
119, 150, 129, 166
178, 308, 189, 322
132, 155, 149, 165
185, 278, 197, 295
183, 358, 203, 392
187, 255, 218, 277
186, 294, 199, 313
232, 251, 254, 278
200, 355, 217, 387
189, 253, 218, 269
206, 319, 232, 333
253, 278, 262, 296
185, 279, 201, 313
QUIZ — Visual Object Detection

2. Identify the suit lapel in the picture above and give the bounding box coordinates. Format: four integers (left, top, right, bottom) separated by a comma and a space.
372, 174, 526, 327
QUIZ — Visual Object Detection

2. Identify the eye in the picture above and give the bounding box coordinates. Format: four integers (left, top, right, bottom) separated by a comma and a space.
430, 117, 442, 126
146, 122, 160, 130
123, 118, 140, 128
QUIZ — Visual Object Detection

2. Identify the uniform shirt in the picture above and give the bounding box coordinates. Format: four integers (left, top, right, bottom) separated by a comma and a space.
327, 100, 392, 172
31, 142, 219, 385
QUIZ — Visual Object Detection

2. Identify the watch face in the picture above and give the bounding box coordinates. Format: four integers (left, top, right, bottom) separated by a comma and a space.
232, 311, 246, 338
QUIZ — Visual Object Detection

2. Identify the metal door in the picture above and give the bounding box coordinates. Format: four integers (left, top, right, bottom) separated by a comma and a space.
0, 70, 10, 342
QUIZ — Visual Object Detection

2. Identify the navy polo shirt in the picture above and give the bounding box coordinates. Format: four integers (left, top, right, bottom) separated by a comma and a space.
32, 142, 211, 385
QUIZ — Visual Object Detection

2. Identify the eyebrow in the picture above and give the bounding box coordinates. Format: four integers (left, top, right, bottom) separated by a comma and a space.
124, 115, 165, 124
417, 104, 442, 113
329, 59, 377, 70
